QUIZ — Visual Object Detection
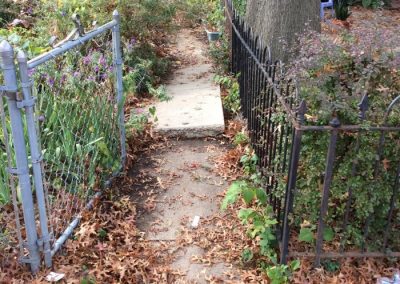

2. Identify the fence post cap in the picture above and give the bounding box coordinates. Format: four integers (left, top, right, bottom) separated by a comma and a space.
0, 40, 13, 53
16, 50, 28, 62
113, 10, 120, 18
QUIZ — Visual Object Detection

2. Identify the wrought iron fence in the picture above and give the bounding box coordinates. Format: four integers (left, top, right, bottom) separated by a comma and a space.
225, 0, 400, 266
0, 11, 125, 273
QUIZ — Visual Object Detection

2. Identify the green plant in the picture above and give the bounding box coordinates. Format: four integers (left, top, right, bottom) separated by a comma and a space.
322, 260, 340, 272
0, 0, 19, 28
263, 261, 300, 284
97, 228, 107, 240
233, 132, 249, 146
241, 248, 254, 264
222, 178, 300, 282
361, 0, 384, 8
334, 0, 351, 21
283, 23, 400, 250
147, 84, 171, 102
240, 149, 258, 175
214, 74, 241, 114
126, 109, 149, 137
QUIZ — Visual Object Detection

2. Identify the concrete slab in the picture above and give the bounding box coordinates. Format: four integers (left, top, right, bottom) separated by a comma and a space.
152, 31, 225, 138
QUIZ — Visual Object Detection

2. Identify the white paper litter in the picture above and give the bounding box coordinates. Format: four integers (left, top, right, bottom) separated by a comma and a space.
45, 272, 65, 282
191, 215, 201, 228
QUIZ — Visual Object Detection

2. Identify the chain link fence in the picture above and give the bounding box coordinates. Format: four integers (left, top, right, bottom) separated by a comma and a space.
0, 10, 125, 273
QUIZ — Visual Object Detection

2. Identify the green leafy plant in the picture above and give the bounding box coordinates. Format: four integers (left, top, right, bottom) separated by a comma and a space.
240, 150, 258, 175
214, 74, 241, 114
361, 0, 384, 8
263, 260, 300, 284
233, 132, 249, 146
241, 248, 254, 264
334, 0, 351, 21
147, 84, 171, 102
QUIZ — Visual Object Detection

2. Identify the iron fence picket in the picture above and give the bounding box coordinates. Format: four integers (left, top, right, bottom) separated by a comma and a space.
226, 3, 399, 265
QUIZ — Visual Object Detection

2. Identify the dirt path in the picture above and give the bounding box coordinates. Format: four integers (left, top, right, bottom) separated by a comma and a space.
132, 140, 236, 283
131, 28, 242, 283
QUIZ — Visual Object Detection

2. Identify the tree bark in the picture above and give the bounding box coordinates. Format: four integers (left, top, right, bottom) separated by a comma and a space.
245, 0, 320, 62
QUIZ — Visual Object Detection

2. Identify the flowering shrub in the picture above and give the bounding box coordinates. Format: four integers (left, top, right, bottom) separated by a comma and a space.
281, 26, 400, 250
33, 45, 121, 194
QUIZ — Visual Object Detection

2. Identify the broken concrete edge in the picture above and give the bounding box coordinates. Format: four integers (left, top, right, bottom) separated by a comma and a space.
155, 124, 225, 138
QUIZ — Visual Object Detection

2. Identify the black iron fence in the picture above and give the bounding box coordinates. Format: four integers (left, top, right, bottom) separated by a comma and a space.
225, 0, 400, 266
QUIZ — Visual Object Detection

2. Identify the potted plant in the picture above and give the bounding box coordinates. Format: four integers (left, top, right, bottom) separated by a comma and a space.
333, 0, 351, 28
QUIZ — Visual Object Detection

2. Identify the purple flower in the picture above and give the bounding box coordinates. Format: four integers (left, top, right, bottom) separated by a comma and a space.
94, 66, 100, 72
100, 73, 108, 80
87, 76, 95, 81
60, 10, 66, 17
47, 77, 55, 87
38, 115, 45, 122
28, 68, 35, 77
83, 55, 91, 65
99, 55, 106, 67
73, 71, 80, 77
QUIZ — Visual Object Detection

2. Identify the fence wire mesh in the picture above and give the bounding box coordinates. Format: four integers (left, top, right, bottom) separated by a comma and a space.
0, 91, 24, 267
30, 31, 122, 248
1, 12, 124, 271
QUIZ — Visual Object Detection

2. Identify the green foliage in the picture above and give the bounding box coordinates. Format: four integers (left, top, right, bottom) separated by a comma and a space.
233, 132, 249, 146
214, 74, 241, 114
334, 0, 351, 21
361, 0, 384, 8
126, 110, 149, 137
285, 25, 400, 250
240, 150, 258, 175
232, 0, 247, 16
299, 227, 314, 243
97, 228, 107, 240
0, 0, 19, 27
208, 36, 231, 73
241, 248, 254, 263
322, 260, 340, 272
147, 84, 171, 102
263, 260, 300, 284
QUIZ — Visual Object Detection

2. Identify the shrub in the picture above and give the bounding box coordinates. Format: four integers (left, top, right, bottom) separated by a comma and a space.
334, 0, 351, 20
284, 25, 400, 249
0, 0, 19, 28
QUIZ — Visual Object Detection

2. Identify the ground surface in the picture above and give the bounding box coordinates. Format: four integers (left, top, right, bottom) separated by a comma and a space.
135, 29, 235, 281
151, 29, 225, 138
134, 139, 240, 283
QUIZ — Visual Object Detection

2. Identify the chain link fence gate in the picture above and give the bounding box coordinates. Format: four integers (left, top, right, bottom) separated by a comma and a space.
0, 10, 126, 273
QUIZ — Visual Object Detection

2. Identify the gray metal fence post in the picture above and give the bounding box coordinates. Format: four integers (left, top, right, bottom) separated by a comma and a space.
111, 10, 127, 167
0, 40, 41, 273
17, 50, 52, 268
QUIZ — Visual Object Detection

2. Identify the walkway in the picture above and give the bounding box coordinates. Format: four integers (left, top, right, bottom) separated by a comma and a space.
134, 29, 239, 283
151, 29, 225, 138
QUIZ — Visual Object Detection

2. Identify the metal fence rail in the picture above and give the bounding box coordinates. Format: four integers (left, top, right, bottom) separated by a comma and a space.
225, 0, 400, 266
0, 10, 125, 273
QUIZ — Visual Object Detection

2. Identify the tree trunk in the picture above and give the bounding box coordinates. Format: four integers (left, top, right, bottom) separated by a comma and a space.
245, 0, 320, 62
